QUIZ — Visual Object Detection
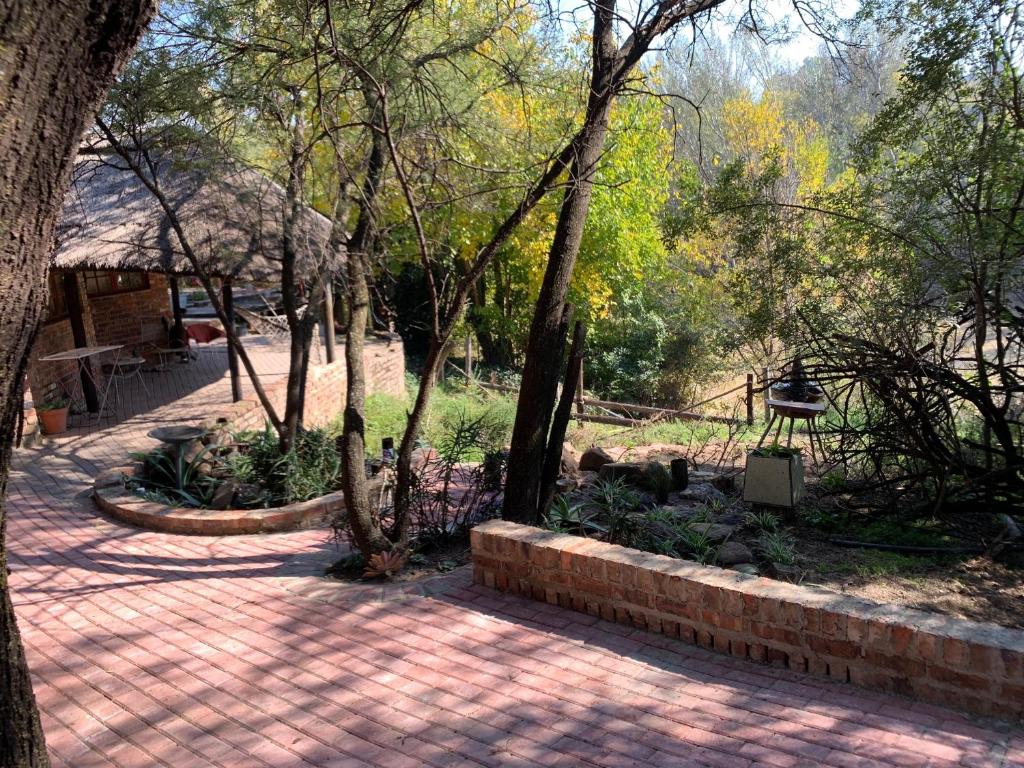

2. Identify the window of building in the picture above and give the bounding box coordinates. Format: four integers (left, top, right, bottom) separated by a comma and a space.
83, 270, 150, 297
44, 271, 68, 323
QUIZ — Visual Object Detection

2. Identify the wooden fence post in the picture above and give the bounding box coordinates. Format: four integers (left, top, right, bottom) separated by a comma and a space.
576, 358, 585, 414
761, 366, 770, 421
745, 373, 755, 425
464, 335, 473, 387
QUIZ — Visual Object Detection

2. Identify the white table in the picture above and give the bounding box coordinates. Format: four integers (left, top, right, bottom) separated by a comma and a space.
38, 345, 122, 416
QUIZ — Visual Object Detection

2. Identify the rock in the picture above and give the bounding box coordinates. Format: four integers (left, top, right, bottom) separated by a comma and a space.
730, 563, 760, 576
180, 441, 213, 476
598, 462, 646, 484
201, 428, 229, 448
688, 522, 736, 542
772, 563, 802, 582
675, 483, 727, 505
642, 462, 672, 503
660, 502, 704, 521
579, 446, 614, 472
717, 511, 746, 526
211, 480, 238, 509
670, 458, 689, 491
233, 483, 264, 508
598, 461, 671, 502
716, 541, 754, 566
561, 443, 581, 474
712, 474, 737, 493
578, 470, 600, 486
556, 476, 578, 494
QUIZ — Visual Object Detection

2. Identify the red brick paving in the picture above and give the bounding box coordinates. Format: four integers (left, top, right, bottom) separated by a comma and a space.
7, 345, 1024, 767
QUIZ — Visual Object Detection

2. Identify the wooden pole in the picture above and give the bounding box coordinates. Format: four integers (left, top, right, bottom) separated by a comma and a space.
464, 335, 473, 387
323, 282, 336, 364
62, 271, 98, 412
168, 275, 185, 338
745, 372, 755, 425
761, 367, 771, 422
575, 358, 584, 414
222, 278, 242, 402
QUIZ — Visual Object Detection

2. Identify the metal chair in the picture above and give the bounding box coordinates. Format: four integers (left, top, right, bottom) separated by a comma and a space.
141, 317, 193, 369
99, 354, 149, 417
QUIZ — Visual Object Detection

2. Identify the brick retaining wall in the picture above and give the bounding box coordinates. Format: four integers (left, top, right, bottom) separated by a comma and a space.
216, 333, 406, 434
471, 520, 1024, 721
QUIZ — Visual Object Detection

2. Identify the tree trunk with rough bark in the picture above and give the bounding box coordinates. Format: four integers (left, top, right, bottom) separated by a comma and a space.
537, 318, 586, 519
501, 0, 729, 525
502, 40, 616, 523
338, 90, 392, 557
0, 3, 153, 765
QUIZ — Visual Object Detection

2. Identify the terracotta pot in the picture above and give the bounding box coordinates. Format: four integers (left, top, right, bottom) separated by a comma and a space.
38, 407, 69, 435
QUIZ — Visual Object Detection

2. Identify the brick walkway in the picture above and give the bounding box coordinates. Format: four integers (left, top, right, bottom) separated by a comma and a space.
7, 347, 1024, 767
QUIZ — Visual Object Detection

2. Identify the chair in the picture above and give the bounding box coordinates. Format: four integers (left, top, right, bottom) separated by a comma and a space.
99, 355, 149, 417
141, 317, 193, 369
186, 323, 225, 346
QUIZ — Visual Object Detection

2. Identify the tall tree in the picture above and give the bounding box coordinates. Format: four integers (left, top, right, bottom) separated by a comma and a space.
0, 3, 154, 765
502, 0, 734, 523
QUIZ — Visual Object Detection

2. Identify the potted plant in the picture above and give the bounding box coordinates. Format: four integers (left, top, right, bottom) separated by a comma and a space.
743, 444, 804, 508
36, 398, 70, 435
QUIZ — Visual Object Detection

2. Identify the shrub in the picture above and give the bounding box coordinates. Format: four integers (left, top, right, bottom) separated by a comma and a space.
758, 531, 797, 565
228, 424, 341, 505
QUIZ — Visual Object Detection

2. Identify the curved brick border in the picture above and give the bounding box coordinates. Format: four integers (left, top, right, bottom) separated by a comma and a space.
471, 520, 1024, 722
93, 467, 347, 535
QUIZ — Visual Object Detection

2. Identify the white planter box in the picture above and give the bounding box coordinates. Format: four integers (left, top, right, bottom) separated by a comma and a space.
743, 452, 804, 508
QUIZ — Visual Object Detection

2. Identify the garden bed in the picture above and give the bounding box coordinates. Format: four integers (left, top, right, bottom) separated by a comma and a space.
558, 442, 1024, 629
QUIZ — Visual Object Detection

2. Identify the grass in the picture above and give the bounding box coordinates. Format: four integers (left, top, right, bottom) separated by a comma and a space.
818, 549, 950, 579
566, 414, 760, 449
341, 374, 764, 462
330, 376, 518, 460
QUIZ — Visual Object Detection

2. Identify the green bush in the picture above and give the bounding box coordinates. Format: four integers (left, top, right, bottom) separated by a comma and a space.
229, 424, 341, 505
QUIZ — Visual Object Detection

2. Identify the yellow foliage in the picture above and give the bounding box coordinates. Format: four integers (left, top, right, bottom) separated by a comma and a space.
722, 92, 829, 200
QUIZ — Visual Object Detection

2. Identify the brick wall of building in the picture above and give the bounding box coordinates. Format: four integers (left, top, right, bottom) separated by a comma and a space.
471, 520, 1024, 722
27, 271, 170, 410
87, 273, 171, 356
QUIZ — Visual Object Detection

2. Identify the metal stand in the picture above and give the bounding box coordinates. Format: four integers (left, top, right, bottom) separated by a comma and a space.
756, 399, 829, 468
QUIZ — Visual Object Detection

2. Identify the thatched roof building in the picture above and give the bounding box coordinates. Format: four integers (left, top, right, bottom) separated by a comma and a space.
52, 153, 337, 283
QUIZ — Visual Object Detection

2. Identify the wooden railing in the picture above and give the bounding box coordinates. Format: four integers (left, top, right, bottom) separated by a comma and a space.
448, 338, 771, 428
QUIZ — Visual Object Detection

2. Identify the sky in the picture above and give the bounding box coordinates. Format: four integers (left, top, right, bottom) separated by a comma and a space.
550, 0, 863, 67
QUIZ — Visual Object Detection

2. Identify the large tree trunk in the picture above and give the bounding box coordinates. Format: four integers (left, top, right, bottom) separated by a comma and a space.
502, 103, 614, 523
0, 3, 153, 765
537, 318, 586, 519
279, 93, 321, 454
392, 336, 446, 546
338, 91, 392, 557
502, 0, 622, 523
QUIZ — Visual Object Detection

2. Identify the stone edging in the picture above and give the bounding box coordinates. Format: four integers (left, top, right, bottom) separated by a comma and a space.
93, 467, 346, 535
471, 519, 1024, 721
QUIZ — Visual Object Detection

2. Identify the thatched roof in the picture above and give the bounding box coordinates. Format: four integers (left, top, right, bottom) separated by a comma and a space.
52, 153, 337, 283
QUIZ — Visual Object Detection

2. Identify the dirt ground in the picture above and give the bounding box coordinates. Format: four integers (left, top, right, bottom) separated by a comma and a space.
796, 537, 1024, 628
326, 538, 471, 584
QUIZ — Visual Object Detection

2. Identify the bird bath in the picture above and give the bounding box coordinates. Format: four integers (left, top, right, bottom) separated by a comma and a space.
148, 426, 206, 492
